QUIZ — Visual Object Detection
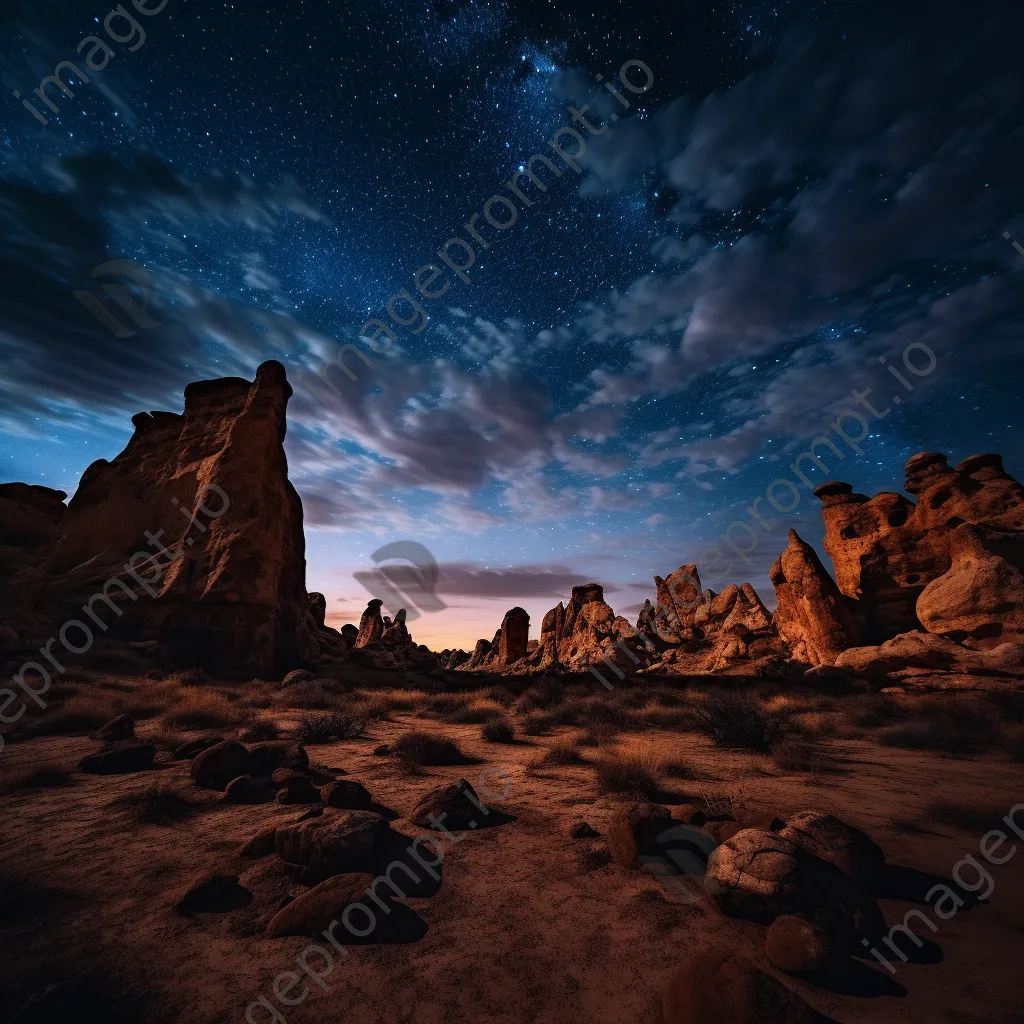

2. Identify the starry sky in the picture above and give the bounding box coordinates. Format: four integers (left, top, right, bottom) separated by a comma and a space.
1, 0, 1023, 650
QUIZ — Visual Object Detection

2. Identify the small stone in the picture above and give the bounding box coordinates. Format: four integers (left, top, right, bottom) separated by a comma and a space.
281, 669, 316, 686
265, 873, 376, 938
570, 821, 600, 839
606, 802, 673, 867
224, 775, 274, 804
93, 714, 134, 743
175, 872, 251, 914
78, 743, 156, 775
765, 914, 831, 973
190, 741, 251, 791
321, 780, 372, 810
173, 736, 224, 760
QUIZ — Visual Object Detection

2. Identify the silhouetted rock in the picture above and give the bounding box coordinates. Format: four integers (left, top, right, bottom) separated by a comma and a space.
247, 741, 308, 776
607, 802, 673, 867
94, 714, 134, 743
275, 810, 390, 878
410, 779, 484, 829
190, 740, 251, 790
79, 743, 156, 775
265, 872, 376, 937
777, 811, 885, 890
0, 483, 66, 580
175, 871, 250, 914
354, 599, 385, 648
765, 914, 831, 973
320, 780, 372, 810
224, 774, 275, 804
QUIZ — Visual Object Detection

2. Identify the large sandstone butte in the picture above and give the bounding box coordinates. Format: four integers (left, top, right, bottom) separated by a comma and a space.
1, 360, 326, 673
815, 451, 1024, 644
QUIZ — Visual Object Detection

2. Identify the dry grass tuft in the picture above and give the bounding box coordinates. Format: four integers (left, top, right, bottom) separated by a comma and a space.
108, 784, 199, 825
540, 739, 587, 765
293, 710, 365, 744
520, 710, 558, 735
481, 714, 516, 743
595, 744, 662, 798
691, 689, 790, 752
162, 691, 241, 730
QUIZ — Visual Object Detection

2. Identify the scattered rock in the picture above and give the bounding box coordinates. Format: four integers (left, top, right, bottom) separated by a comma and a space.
570, 821, 600, 839
702, 821, 743, 846
670, 804, 708, 827
93, 714, 134, 743
78, 743, 156, 775
281, 669, 315, 686
248, 741, 308, 776
320, 780, 372, 810
224, 775, 275, 804
777, 811, 886, 890
275, 773, 322, 804
190, 741, 251, 791
409, 779, 484, 830
264, 872, 375, 938
175, 872, 251, 914
663, 948, 834, 1024
295, 805, 324, 821
765, 914, 831, 973
240, 827, 278, 859
372, 744, 391, 756
703, 829, 804, 920
607, 802, 673, 867
275, 811, 390, 879
174, 736, 224, 760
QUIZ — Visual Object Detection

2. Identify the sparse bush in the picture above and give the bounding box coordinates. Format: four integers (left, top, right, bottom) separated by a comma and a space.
163, 691, 240, 730
923, 799, 1010, 834
294, 709, 365, 744
440, 698, 506, 725
692, 689, 790, 752
284, 680, 334, 709
426, 692, 475, 718
240, 717, 280, 741
661, 757, 694, 779
108, 784, 198, 825
516, 679, 565, 712
520, 710, 557, 735
638, 706, 696, 731
170, 667, 206, 687
483, 685, 517, 706
393, 730, 464, 765
845, 694, 906, 729
33, 694, 125, 736
482, 715, 515, 743
595, 747, 662, 798
541, 739, 586, 765
578, 722, 620, 747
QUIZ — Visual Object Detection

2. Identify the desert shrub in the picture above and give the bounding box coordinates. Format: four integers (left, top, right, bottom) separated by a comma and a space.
360, 689, 419, 716
108, 784, 198, 825
638, 705, 696, 731
577, 722, 620, 747
240, 717, 280, 741
33, 694, 125, 736
923, 799, 1010, 834
692, 689, 790, 752
0, 766, 74, 795
170, 667, 206, 687
426, 692, 475, 717
541, 739, 587, 765
661, 757, 694, 779
439, 698, 506, 725
162, 691, 240, 730
483, 685, 517, 707
283, 680, 334, 709
595, 747, 662, 798
294, 710, 365, 743
393, 730, 464, 766
520, 710, 557, 735
648, 686, 687, 708
516, 679, 565, 712
481, 715, 515, 743
771, 737, 830, 773
845, 694, 906, 729
879, 714, 998, 756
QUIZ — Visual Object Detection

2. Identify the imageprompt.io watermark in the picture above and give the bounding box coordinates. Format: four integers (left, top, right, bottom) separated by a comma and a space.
353, 541, 447, 622
73, 258, 161, 338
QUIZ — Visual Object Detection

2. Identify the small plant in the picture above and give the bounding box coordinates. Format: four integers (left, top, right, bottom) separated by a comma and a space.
578, 722, 620, 747
240, 717, 280, 741
108, 784, 198, 825
294, 710, 365, 744
393, 730, 464, 765
541, 739, 586, 765
283, 680, 334, 709
660, 757, 694, 779
595, 747, 662, 798
482, 715, 515, 743
162, 691, 240, 730
520, 710, 557, 735
691, 689, 790, 752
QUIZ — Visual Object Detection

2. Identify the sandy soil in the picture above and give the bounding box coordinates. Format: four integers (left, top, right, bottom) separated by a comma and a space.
2, 708, 1024, 1024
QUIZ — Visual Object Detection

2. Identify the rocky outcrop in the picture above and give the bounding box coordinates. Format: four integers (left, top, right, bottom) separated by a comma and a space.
497, 606, 529, 665
815, 451, 1024, 643
464, 637, 492, 669
1, 361, 325, 673
917, 523, 1024, 645
354, 598, 385, 648
0, 483, 67, 580
770, 530, 860, 666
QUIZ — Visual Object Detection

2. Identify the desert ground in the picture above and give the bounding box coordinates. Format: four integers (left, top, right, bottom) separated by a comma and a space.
3, 663, 1023, 1024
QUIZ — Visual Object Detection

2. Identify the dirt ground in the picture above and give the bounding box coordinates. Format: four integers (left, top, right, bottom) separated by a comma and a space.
2, 685, 1024, 1024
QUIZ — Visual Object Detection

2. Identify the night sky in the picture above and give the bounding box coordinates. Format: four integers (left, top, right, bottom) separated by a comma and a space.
1, 0, 1022, 649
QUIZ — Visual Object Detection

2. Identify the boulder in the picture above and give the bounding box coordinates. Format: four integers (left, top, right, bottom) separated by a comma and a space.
190, 740, 251, 790
0, 482, 66, 580
248, 741, 308, 776
409, 779, 484, 830
917, 523, 1024, 645
93, 714, 134, 743
703, 829, 804, 920
607, 802, 673, 867
670, 804, 708, 827
224, 775, 275, 804
765, 914, 831, 973
770, 530, 860, 666
340, 623, 358, 647
275, 810, 390, 879
275, 771, 322, 804
834, 631, 1024, 681
662, 948, 834, 1024
174, 736, 224, 760
78, 743, 156, 775
240, 827, 279, 859
175, 871, 251, 913
321, 780, 372, 810
777, 811, 886, 890
264, 872, 376, 938
281, 669, 315, 686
